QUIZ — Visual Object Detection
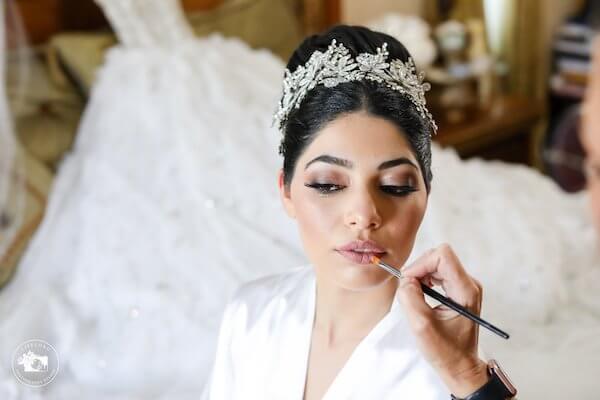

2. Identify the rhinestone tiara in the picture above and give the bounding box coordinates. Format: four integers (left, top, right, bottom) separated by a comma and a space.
273, 39, 437, 134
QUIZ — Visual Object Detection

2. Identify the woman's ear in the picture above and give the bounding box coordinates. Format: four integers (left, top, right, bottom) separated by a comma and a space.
278, 169, 296, 219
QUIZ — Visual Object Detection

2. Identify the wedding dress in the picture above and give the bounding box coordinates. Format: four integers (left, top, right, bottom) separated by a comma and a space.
0, 0, 304, 398
0, 0, 598, 398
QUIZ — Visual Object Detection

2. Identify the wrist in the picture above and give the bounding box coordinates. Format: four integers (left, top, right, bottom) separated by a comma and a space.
449, 359, 518, 400
439, 358, 489, 398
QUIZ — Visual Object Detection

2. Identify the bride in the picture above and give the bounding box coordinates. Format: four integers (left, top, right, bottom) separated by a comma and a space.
204, 25, 509, 400
0, 0, 596, 399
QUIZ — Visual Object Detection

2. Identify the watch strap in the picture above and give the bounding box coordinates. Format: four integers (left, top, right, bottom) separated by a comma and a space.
450, 367, 514, 400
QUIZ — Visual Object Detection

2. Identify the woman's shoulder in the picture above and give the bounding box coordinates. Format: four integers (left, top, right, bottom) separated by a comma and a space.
224, 264, 314, 324
232, 264, 313, 305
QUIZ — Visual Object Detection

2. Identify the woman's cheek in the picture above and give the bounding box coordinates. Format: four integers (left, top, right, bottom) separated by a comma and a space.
387, 202, 425, 259
295, 195, 338, 245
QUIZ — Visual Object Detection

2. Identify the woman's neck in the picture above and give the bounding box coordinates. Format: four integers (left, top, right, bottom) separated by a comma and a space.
312, 274, 398, 348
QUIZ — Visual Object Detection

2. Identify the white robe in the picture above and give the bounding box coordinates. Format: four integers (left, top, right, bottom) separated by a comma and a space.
202, 265, 450, 399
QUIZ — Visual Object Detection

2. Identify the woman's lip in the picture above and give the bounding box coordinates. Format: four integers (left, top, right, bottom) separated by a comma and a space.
335, 249, 386, 265
336, 239, 386, 252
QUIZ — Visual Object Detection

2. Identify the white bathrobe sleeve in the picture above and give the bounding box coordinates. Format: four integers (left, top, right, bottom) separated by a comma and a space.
200, 296, 239, 400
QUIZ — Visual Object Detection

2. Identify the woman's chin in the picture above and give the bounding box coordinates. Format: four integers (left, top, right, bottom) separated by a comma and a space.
332, 262, 395, 291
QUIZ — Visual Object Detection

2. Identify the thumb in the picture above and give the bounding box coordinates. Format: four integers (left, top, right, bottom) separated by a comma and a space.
397, 277, 434, 331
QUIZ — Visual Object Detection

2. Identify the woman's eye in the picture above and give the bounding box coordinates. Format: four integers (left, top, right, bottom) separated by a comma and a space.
380, 185, 418, 197
304, 183, 418, 196
304, 183, 344, 194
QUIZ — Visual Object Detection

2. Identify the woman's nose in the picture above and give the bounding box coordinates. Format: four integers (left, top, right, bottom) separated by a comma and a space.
344, 189, 382, 231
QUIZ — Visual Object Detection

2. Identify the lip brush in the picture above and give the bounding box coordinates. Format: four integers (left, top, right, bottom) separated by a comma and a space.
370, 255, 510, 340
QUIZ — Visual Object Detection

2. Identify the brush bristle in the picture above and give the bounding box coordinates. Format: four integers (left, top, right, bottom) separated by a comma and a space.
370, 255, 381, 265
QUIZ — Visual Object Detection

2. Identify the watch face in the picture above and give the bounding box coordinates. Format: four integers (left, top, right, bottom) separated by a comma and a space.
489, 359, 517, 396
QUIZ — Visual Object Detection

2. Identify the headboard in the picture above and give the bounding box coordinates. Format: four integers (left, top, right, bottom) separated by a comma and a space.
14, 0, 341, 45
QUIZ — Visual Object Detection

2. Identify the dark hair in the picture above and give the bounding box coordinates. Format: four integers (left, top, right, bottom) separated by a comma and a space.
279, 25, 433, 192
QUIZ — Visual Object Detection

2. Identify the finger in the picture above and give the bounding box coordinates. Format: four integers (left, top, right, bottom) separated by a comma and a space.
423, 276, 435, 288
403, 245, 480, 309
429, 276, 444, 287
397, 277, 434, 326
400, 247, 436, 275
402, 244, 465, 282
430, 303, 462, 320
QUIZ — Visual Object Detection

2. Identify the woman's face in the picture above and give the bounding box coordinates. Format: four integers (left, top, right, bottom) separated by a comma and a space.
279, 111, 428, 290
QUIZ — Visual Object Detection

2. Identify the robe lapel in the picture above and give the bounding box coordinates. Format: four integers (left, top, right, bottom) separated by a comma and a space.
267, 269, 317, 399
321, 289, 402, 400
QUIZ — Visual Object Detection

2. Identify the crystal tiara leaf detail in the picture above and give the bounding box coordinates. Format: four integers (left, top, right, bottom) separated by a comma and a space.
273, 39, 437, 135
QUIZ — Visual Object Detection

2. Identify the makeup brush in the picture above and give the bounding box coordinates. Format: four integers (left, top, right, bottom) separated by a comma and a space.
370, 255, 509, 340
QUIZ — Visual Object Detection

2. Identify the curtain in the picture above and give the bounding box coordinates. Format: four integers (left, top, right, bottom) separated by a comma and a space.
483, 0, 547, 100
424, 0, 550, 100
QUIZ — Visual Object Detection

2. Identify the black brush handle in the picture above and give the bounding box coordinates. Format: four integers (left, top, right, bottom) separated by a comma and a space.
420, 283, 510, 339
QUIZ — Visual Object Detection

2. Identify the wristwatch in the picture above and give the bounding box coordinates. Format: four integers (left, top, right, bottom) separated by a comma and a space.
451, 359, 517, 400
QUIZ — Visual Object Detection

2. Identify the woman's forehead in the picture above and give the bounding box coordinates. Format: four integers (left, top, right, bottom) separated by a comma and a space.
301, 112, 419, 166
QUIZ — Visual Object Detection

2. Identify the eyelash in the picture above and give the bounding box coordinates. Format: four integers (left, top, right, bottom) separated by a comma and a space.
304, 183, 418, 197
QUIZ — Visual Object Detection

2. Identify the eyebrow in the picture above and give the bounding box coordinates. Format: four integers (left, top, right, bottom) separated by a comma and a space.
304, 154, 417, 170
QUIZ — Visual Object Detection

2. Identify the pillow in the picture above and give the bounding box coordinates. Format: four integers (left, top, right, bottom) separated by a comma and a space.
47, 32, 116, 98
7, 48, 85, 169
